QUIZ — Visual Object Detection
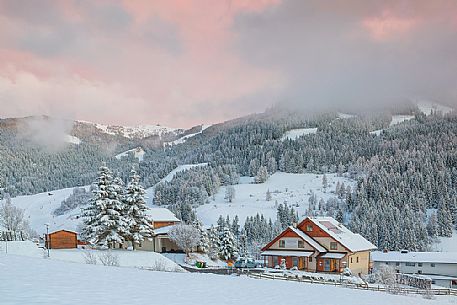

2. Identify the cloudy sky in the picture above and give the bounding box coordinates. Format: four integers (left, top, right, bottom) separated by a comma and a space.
0, 1, 456, 127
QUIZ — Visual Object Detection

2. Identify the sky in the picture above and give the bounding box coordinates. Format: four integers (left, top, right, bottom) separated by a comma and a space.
0, 0, 456, 128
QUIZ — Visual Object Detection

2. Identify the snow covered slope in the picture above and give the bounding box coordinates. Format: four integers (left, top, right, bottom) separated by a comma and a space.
10, 186, 89, 234
2, 255, 447, 305
434, 230, 457, 252
281, 128, 318, 140
64, 134, 81, 145
197, 172, 354, 225
115, 147, 145, 161
417, 101, 453, 116
390, 115, 415, 126
77, 120, 183, 139
166, 124, 212, 146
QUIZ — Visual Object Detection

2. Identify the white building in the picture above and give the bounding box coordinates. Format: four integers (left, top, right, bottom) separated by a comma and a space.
372, 251, 457, 288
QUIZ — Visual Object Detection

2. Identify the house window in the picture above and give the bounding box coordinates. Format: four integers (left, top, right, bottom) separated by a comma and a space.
309, 257, 312, 262
293, 257, 298, 267
431, 263, 435, 267
330, 242, 337, 250
279, 240, 285, 248
405, 262, 415, 267
418, 270, 422, 274
298, 240, 305, 248
351, 257, 353, 263
418, 263, 422, 267
385, 262, 388, 265
396, 262, 400, 266
306, 225, 313, 232
356, 257, 359, 263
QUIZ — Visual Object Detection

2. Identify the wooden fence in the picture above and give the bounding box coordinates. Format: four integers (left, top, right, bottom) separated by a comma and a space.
0, 230, 27, 241
247, 272, 457, 297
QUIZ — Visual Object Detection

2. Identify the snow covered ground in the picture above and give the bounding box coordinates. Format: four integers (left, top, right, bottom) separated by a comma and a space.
281, 128, 318, 140
115, 147, 145, 161
0, 241, 183, 272
390, 115, 415, 126
166, 124, 212, 146
1, 255, 449, 305
197, 172, 354, 225
9, 186, 89, 234
417, 101, 453, 116
337, 112, 356, 119
64, 134, 81, 145
434, 231, 457, 252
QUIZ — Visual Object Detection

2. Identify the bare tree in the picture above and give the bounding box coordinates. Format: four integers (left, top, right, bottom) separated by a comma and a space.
168, 224, 200, 257
0, 197, 26, 231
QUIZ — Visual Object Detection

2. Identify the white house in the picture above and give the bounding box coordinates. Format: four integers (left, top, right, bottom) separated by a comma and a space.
372, 251, 457, 288
124, 208, 182, 253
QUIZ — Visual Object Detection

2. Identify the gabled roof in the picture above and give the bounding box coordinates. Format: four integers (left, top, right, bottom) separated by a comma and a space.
145, 208, 180, 222
261, 225, 326, 253
48, 229, 78, 235
289, 226, 326, 253
304, 217, 377, 252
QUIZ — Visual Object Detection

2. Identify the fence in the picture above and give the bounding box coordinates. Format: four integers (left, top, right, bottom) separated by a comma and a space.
247, 272, 457, 296
0, 230, 27, 241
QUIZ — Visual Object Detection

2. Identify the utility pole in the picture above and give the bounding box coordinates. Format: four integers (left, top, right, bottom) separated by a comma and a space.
44, 223, 50, 257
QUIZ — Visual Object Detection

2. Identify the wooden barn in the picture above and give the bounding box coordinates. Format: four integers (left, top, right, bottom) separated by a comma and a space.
46, 230, 78, 249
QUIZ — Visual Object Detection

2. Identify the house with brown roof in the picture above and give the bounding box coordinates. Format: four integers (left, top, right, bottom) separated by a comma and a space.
261, 217, 376, 275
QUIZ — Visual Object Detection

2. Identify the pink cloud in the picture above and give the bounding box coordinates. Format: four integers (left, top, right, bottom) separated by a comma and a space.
362, 11, 419, 42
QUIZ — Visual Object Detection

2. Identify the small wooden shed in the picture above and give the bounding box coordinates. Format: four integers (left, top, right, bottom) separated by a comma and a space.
46, 230, 78, 249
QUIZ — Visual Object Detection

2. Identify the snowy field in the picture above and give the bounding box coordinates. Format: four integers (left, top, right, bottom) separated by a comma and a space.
9, 186, 89, 234
390, 115, 415, 126
166, 124, 212, 145
281, 128, 318, 140
0, 241, 182, 272
417, 101, 453, 116
434, 231, 457, 252
115, 147, 145, 161
197, 172, 354, 225
1, 255, 450, 305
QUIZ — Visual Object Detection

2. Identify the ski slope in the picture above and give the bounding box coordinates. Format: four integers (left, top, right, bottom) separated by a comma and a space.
281, 128, 318, 140
417, 101, 453, 116
197, 172, 354, 225
2, 255, 447, 305
166, 124, 212, 146
115, 147, 145, 161
9, 187, 89, 234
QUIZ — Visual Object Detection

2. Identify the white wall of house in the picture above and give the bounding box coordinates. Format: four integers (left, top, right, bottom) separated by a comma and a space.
270, 237, 315, 251
373, 261, 457, 277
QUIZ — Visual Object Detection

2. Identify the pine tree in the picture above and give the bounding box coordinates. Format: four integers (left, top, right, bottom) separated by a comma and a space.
218, 226, 239, 261
224, 186, 236, 203
266, 189, 272, 201
207, 225, 219, 260
194, 220, 209, 253
254, 166, 269, 184
427, 212, 438, 238
231, 215, 240, 236
124, 168, 153, 250
437, 201, 453, 237
82, 165, 129, 248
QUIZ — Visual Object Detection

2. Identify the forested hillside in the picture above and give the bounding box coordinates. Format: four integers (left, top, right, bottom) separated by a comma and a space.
2, 105, 457, 251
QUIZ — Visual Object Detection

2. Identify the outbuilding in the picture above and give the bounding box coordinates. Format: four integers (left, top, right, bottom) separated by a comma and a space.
46, 230, 78, 249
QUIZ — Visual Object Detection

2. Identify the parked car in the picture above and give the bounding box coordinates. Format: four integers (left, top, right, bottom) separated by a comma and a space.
234, 257, 259, 268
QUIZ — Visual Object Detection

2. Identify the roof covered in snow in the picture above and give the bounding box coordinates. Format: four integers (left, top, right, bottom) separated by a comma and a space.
308, 217, 377, 252
153, 225, 177, 235
289, 226, 326, 253
145, 208, 180, 222
261, 250, 314, 257
372, 251, 457, 264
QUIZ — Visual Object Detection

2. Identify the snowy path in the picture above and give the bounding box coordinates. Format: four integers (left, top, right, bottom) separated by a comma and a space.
0, 255, 449, 305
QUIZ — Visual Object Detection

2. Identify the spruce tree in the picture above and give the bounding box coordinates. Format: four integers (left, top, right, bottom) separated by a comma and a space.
124, 168, 153, 250
82, 164, 129, 248
218, 226, 239, 261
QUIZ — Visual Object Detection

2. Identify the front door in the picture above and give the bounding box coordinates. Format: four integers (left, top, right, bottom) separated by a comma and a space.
298, 257, 305, 270
324, 259, 331, 272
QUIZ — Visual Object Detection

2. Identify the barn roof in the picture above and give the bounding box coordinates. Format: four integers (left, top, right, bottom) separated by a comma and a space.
48, 229, 78, 235
306, 217, 377, 252
145, 208, 180, 222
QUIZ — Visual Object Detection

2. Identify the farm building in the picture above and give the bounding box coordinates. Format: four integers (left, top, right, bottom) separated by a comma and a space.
123, 208, 182, 253
261, 217, 376, 275
45, 230, 78, 249
372, 250, 457, 288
